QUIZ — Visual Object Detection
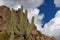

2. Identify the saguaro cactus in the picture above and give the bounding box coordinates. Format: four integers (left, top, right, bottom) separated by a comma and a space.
6, 9, 15, 40
6, 8, 21, 40
19, 6, 35, 38
14, 6, 35, 39
0, 6, 34, 40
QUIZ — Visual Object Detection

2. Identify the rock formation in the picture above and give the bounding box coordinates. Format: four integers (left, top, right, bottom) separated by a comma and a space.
0, 6, 56, 40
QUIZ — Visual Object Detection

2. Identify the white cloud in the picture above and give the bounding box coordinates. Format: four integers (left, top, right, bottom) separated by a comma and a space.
42, 10, 60, 40
54, 0, 60, 7
0, 0, 44, 10
34, 14, 44, 31
28, 8, 39, 23
27, 8, 44, 31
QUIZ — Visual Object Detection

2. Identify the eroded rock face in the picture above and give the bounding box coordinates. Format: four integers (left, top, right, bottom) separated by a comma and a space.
0, 6, 56, 40
0, 6, 11, 32
29, 27, 56, 40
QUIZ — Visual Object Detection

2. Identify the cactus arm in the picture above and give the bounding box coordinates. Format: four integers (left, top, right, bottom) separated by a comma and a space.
26, 16, 34, 38
20, 6, 23, 23
6, 9, 15, 40
12, 9, 20, 35
18, 6, 25, 35
6, 9, 14, 35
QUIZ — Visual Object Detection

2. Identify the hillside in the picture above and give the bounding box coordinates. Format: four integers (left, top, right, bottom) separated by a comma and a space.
0, 6, 56, 40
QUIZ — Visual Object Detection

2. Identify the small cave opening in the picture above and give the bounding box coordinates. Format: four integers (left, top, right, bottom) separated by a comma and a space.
0, 16, 3, 21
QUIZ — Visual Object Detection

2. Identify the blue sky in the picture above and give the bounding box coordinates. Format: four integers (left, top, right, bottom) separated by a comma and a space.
38, 0, 60, 27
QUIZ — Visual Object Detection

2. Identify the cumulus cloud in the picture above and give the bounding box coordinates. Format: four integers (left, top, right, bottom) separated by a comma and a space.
42, 10, 60, 40
54, 0, 60, 7
34, 14, 44, 31
28, 8, 39, 23
0, 0, 44, 10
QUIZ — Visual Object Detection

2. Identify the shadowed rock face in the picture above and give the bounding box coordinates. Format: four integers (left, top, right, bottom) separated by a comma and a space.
0, 6, 55, 40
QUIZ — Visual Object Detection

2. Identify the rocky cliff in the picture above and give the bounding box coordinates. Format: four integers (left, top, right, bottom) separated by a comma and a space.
0, 6, 56, 40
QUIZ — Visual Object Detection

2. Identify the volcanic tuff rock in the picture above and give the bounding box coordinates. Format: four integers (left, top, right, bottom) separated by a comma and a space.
0, 6, 56, 40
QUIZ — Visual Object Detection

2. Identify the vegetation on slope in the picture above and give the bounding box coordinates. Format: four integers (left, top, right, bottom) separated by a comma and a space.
0, 6, 55, 40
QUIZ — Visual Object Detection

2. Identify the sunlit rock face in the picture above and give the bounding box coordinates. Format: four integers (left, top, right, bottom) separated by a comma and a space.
31, 27, 56, 40
0, 6, 55, 40
0, 6, 11, 32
